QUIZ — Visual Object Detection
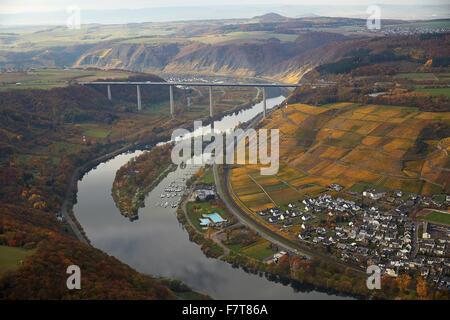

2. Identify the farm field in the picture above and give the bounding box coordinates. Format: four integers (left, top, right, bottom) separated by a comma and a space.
395, 73, 439, 81
228, 238, 276, 260
230, 102, 450, 213
0, 68, 137, 90
83, 129, 110, 139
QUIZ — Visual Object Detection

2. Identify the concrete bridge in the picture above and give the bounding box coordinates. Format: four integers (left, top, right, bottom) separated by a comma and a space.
79, 81, 300, 118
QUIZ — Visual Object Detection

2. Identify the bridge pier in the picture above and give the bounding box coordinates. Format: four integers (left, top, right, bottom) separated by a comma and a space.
262, 87, 267, 118
107, 84, 112, 101
169, 85, 174, 117
209, 86, 214, 118
78, 82, 301, 115
136, 85, 141, 111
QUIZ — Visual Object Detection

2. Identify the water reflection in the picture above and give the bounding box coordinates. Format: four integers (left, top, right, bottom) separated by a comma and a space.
165, 95, 285, 144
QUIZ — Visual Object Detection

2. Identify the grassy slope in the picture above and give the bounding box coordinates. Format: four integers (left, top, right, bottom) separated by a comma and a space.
0, 246, 36, 275
197, 168, 215, 185
228, 238, 276, 260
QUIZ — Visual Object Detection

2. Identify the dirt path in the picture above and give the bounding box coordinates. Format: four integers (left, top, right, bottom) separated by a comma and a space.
211, 231, 230, 258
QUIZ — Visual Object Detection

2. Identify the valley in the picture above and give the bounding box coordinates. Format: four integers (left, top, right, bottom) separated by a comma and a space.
0, 68, 267, 299
0, 7, 449, 302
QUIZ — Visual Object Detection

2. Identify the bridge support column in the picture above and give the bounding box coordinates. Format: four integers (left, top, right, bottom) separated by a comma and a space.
262, 87, 267, 118
209, 86, 213, 118
107, 84, 112, 101
136, 85, 141, 111
169, 85, 174, 118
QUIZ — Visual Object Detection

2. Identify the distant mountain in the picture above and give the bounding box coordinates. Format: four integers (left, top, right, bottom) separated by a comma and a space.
252, 13, 289, 21
70, 31, 352, 82
1, 15, 449, 84
2, 30, 448, 84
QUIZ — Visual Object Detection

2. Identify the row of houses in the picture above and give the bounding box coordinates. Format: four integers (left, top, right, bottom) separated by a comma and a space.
267, 191, 449, 288
254, 183, 449, 289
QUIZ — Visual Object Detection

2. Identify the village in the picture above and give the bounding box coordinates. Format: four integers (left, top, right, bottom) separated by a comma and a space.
187, 175, 450, 292
256, 184, 450, 290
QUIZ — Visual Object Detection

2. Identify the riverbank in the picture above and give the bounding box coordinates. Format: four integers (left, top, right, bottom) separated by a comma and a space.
179, 167, 364, 299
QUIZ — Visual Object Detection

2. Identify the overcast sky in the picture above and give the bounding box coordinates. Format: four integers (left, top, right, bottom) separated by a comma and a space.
1, 0, 449, 14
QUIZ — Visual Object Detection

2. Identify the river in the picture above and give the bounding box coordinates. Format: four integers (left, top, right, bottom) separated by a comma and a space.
73, 96, 350, 299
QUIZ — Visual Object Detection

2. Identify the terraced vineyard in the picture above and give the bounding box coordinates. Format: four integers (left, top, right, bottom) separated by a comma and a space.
230, 102, 450, 212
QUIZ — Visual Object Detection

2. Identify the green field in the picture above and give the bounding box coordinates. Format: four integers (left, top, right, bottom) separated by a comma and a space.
186, 201, 229, 232
83, 129, 110, 139
198, 169, 215, 185
347, 183, 374, 193
228, 238, 276, 260
419, 211, 450, 226
0, 245, 36, 275
414, 88, 450, 98
400, 21, 450, 28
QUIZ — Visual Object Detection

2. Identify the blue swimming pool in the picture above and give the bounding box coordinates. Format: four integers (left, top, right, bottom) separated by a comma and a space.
199, 218, 211, 226
204, 213, 225, 223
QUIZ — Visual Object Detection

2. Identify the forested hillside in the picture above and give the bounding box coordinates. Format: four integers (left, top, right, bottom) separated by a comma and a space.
0, 204, 175, 299
0, 73, 201, 299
